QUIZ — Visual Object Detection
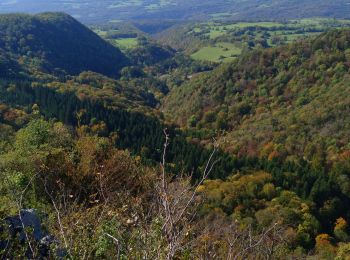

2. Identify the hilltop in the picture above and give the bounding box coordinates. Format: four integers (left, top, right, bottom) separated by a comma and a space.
0, 12, 129, 77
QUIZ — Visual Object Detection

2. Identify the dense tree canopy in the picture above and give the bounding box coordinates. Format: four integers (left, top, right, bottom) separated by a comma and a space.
0, 13, 129, 77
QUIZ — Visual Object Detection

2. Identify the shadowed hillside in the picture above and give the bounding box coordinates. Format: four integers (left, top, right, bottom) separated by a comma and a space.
0, 12, 129, 77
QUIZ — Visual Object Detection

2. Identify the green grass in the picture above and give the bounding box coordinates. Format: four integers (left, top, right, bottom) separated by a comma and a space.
114, 38, 138, 49
94, 29, 108, 37
185, 18, 350, 63
222, 22, 284, 29
193, 21, 285, 40
191, 42, 241, 62
209, 30, 226, 39
268, 31, 322, 45
284, 32, 320, 41
92, 26, 140, 50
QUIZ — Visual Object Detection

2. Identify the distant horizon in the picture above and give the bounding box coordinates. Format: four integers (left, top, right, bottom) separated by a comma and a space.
0, 0, 349, 24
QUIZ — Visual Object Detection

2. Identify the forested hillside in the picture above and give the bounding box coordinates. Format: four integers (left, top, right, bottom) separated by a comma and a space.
160, 30, 350, 259
163, 29, 350, 159
0, 13, 129, 77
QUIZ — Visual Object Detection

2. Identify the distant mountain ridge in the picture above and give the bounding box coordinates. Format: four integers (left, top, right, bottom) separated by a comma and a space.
0, 12, 129, 77
0, 0, 349, 24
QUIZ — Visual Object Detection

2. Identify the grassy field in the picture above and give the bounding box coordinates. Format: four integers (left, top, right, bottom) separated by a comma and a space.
192, 21, 285, 39
191, 42, 241, 62
94, 18, 350, 62
94, 29, 108, 37
208, 30, 226, 39
219, 22, 284, 29
93, 25, 140, 50
190, 21, 286, 62
114, 38, 138, 49
190, 19, 350, 41
183, 18, 350, 62
192, 22, 287, 40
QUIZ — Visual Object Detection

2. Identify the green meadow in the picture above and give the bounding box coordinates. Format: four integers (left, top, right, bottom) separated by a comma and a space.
191, 42, 241, 62
114, 38, 138, 49
185, 18, 350, 62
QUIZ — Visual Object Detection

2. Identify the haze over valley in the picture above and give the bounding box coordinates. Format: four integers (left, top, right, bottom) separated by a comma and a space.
1, 0, 350, 23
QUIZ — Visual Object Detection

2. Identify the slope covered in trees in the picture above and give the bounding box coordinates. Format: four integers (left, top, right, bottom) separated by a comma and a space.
0, 12, 129, 77
163, 29, 350, 159
159, 29, 350, 258
0, 114, 296, 259
2, 84, 350, 259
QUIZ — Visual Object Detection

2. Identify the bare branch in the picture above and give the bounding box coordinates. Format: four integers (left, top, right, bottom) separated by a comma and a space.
104, 233, 121, 260
4, 171, 41, 258
43, 179, 70, 254
157, 130, 219, 259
